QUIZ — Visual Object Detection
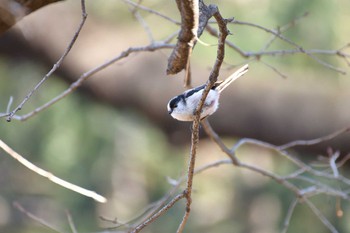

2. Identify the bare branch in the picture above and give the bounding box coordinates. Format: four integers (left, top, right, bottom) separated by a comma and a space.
329, 151, 340, 178
166, 0, 199, 75
230, 137, 350, 186
124, 0, 154, 43
13, 202, 64, 233
201, 118, 350, 233
177, 6, 230, 233
233, 19, 347, 74
201, 119, 239, 163
65, 210, 78, 233
260, 60, 288, 79
0, 139, 107, 203
304, 199, 339, 233
2, 1, 350, 232
206, 16, 350, 75
1, 42, 174, 121
278, 127, 350, 150
130, 193, 185, 233
5, 96, 13, 113
6, 0, 88, 122
337, 153, 350, 167
281, 199, 299, 233
121, 0, 180, 25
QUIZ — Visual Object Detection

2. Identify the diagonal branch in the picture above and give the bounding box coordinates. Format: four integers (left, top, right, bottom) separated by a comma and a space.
0, 42, 174, 121
206, 17, 350, 75
0, 139, 107, 203
13, 202, 64, 233
6, 0, 87, 122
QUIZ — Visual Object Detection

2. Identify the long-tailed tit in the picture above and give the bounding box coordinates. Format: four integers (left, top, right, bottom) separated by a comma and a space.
167, 64, 248, 121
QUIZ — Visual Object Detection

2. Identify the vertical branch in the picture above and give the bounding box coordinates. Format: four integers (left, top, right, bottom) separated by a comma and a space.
166, 0, 199, 75
176, 5, 231, 233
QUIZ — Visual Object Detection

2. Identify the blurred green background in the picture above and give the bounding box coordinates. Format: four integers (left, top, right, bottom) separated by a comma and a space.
0, 0, 350, 232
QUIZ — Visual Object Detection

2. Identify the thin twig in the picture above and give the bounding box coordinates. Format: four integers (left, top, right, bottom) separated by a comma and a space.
290, 176, 349, 200
121, 0, 180, 25
14, 202, 64, 233
329, 151, 340, 178
260, 60, 288, 79
239, 162, 301, 195
194, 159, 232, 175
2, 43, 174, 121
336, 153, 350, 167
127, 0, 154, 43
6, 0, 88, 122
123, 179, 184, 231
65, 210, 78, 233
130, 193, 185, 233
201, 119, 239, 164
281, 199, 299, 233
260, 12, 309, 52
202, 115, 350, 233
6, 96, 13, 113
304, 199, 339, 233
128, 159, 229, 233
0, 140, 107, 203
206, 17, 350, 75
232, 20, 347, 74
278, 127, 350, 150
230, 137, 350, 186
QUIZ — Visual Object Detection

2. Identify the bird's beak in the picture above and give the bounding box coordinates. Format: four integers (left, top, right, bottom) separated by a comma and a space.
168, 109, 173, 114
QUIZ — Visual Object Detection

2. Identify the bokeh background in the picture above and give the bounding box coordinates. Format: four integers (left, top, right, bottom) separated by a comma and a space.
0, 0, 350, 232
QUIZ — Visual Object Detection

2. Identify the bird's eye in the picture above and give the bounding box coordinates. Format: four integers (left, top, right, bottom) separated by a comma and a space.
173, 104, 178, 108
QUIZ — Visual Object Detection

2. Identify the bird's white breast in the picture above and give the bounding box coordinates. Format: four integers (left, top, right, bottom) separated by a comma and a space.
171, 89, 220, 121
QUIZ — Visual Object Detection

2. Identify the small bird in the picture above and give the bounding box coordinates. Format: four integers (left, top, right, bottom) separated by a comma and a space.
167, 64, 249, 121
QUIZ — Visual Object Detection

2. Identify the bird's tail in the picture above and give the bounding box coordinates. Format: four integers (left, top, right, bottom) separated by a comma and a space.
216, 64, 249, 93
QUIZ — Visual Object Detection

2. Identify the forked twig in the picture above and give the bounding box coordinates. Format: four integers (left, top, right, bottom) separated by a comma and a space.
130, 193, 185, 233
6, 0, 88, 122
3, 43, 174, 122
206, 16, 350, 75
121, 0, 180, 25
202, 118, 350, 233
232, 20, 347, 74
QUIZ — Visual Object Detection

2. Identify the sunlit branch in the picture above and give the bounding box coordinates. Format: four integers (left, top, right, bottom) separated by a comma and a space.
0, 139, 107, 203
